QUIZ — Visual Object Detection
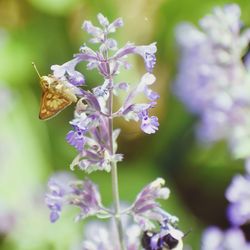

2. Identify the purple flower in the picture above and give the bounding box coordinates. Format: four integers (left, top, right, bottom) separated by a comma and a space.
123, 73, 158, 107
116, 73, 160, 134
122, 102, 159, 135
113, 42, 157, 73
45, 173, 105, 223
65, 92, 101, 152
134, 43, 157, 72
76, 45, 99, 68
66, 110, 100, 152
225, 173, 250, 226
51, 58, 85, 86
70, 128, 123, 173
130, 178, 175, 230
69, 179, 104, 221
64, 84, 126, 173
71, 14, 158, 99
82, 21, 104, 43
174, 4, 250, 159
201, 227, 250, 250
139, 110, 159, 134
71, 123, 122, 173
137, 73, 159, 101
66, 126, 86, 152
108, 17, 123, 33
113, 42, 136, 59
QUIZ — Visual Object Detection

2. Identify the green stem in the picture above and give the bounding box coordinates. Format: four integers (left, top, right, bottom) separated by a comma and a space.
107, 79, 126, 250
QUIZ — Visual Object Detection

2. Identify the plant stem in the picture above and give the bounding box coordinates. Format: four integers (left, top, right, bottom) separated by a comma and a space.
107, 79, 126, 250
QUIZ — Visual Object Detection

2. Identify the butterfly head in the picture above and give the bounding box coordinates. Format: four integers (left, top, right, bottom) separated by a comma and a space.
40, 75, 56, 89
32, 62, 57, 89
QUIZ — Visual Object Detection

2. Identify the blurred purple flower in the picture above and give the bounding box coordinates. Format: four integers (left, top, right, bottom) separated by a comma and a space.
175, 4, 250, 159
45, 173, 105, 223
201, 227, 250, 250
81, 218, 141, 250
0, 204, 16, 235
130, 178, 176, 230
0, 85, 13, 115
225, 172, 250, 226
45, 172, 73, 222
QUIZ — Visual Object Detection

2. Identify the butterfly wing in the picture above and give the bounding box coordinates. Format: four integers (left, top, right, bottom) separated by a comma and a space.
39, 89, 72, 120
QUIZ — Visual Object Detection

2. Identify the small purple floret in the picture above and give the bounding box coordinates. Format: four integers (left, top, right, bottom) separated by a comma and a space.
140, 113, 159, 134
66, 126, 86, 152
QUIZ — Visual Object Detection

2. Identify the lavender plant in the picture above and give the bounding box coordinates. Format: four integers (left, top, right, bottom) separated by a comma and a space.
175, 4, 250, 249
175, 4, 250, 159
41, 14, 183, 250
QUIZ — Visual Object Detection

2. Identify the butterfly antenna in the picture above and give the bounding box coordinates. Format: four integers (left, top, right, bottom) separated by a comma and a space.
32, 62, 42, 78
183, 228, 192, 238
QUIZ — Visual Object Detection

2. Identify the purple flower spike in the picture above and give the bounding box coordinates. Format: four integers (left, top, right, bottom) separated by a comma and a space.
43, 13, 167, 249
130, 178, 172, 230
174, 4, 250, 159
202, 227, 250, 250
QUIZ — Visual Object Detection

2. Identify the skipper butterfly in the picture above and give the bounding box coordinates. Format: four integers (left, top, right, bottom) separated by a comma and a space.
32, 62, 77, 120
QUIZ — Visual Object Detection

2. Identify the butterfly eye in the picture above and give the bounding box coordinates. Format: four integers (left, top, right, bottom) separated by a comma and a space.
41, 80, 49, 88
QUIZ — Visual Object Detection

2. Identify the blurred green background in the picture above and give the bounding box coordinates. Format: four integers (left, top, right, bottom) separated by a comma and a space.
0, 0, 250, 249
